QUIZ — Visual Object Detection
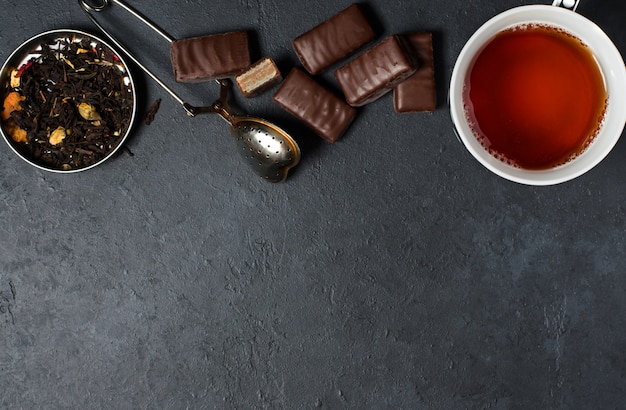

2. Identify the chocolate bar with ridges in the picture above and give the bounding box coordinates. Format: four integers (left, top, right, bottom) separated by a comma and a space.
292, 4, 375, 75
272, 68, 357, 143
334, 35, 417, 107
170, 31, 250, 83
393, 32, 437, 112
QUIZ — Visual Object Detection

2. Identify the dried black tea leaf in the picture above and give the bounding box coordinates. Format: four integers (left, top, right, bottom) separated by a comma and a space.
1, 34, 134, 171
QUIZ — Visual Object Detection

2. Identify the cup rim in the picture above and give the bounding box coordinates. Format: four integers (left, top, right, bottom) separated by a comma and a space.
449, 5, 626, 186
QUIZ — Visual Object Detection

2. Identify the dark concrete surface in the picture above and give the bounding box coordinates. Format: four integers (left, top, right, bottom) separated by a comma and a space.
1, 0, 626, 409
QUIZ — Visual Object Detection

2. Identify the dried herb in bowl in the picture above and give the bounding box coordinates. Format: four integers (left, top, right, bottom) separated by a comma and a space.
1, 31, 134, 171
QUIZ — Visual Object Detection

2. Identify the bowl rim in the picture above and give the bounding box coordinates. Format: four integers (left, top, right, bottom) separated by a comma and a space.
0, 28, 137, 173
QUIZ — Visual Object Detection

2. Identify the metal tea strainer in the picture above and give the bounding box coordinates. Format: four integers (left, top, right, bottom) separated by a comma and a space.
79, 0, 300, 183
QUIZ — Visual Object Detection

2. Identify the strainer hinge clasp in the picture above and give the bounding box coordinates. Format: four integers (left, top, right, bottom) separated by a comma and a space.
552, 0, 580, 11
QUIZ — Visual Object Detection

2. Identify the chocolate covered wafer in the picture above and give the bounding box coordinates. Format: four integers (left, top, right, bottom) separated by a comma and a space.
170, 31, 250, 82
393, 32, 437, 112
235, 57, 282, 97
273, 68, 357, 143
334, 35, 417, 107
292, 4, 376, 75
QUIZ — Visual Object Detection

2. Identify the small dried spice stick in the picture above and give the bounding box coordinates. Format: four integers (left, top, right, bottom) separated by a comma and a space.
393, 32, 437, 113
235, 57, 282, 98
334, 35, 418, 107
273, 68, 357, 143
170, 31, 250, 82
142, 98, 162, 125
292, 3, 376, 75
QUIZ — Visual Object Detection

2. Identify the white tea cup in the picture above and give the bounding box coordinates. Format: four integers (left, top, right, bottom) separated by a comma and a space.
449, 1, 626, 185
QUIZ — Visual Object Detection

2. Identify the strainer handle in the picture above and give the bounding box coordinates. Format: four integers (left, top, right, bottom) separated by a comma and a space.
79, 0, 191, 114
79, 0, 174, 43
183, 80, 237, 126
552, 0, 580, 11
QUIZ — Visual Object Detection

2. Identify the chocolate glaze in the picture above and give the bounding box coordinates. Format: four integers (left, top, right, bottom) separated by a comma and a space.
334, 35, 417, 107
393, 32, 437, 113
170, 31, 250, 83
272, 68, 357, 143
293, 4, 375, 75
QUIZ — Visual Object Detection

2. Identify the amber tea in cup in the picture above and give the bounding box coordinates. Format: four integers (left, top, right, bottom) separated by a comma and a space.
450, 4, 626, 186
463, 24, 607, 170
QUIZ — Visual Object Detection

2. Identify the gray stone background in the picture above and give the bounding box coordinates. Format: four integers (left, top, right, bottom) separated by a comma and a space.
1, 0, 625, 409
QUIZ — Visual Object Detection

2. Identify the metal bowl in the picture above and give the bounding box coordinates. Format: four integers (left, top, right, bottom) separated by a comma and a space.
0, 29, 137, 173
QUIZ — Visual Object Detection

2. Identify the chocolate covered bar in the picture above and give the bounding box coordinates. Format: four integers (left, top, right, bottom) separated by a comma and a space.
334, 35, 417, 107
292, 4, 376, 75
170, 31, 250, 82
235, 57, 282, 97
393, 33, 437, 112
273, 68, 357, 143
